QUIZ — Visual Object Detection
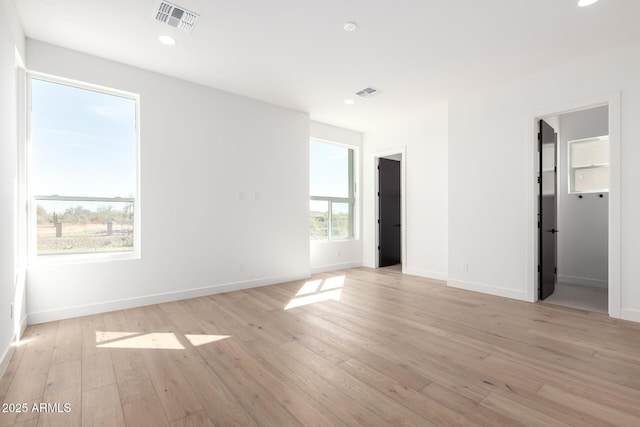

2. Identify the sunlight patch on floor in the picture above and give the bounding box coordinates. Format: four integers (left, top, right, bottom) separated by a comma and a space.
95, 331, 232, 350
185, 334, 230, 346
296, 279, 323, 296
96, 331, 138, 343
96, 332, 185, 349
12, 338, 33, 347
285, 275, 345, 310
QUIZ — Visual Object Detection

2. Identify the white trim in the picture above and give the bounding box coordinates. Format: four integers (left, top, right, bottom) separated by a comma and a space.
373, 146, 407, 273
310, 261, 362, 274
620, 309, 640, 323
0, 317, 26, 379
19, 316, 27, 340
448, 279, 528, 301
27, 70, 138, 100
26, 273, 309, 324
528, 92, 621, 318
404, 267, 448, 282
558, 275, 607, 289
0, 345, 14, 379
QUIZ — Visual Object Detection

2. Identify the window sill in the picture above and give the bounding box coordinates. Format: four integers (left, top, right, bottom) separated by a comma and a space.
310, 238, 359, 244
29, 250, 140, 266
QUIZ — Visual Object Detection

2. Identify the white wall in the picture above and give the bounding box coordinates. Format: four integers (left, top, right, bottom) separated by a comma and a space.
448, 39, 640, 322
362, 103, 448, 280
557, 106, 609, 288
309, 121, 363, 273
26, 40, 310, 323
0, 0, 25, 373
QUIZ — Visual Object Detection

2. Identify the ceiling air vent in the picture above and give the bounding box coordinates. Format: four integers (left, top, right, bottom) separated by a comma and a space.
154, 1, 200, 33
355, 86, 383, 98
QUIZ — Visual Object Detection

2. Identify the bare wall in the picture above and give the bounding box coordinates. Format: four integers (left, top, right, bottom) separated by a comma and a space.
362, 103, 449, 280
26, 40, 310, 323
0, 0, 25, 372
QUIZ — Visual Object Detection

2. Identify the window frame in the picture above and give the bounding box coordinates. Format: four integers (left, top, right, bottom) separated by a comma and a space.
27, 72, 141, 264
568, 135, 609, 194
309, 138, 357, 241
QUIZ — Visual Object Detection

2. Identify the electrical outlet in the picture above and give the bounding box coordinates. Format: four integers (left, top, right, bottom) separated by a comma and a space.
238, 263, 245, 272
337, 249, 342, 257
463, 263, 469, 271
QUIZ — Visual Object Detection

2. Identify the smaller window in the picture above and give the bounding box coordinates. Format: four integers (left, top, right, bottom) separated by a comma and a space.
309, 140, 355, 240
569, 136, 609, 194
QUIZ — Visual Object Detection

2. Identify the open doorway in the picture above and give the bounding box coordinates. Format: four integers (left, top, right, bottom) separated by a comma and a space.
374, 148, 406, 270
379, 157, 401, 267
537, 105, 611, 314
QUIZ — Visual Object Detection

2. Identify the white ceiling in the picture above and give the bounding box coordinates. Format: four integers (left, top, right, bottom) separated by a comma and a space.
14, 0, 640, 132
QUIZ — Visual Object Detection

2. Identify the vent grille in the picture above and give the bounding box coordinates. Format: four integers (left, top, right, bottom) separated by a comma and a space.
154, 1, 200, 33
355, 86, 383, 98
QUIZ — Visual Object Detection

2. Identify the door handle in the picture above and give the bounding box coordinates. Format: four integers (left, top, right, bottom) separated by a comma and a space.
394, 224, 401, 227
546, 229, 559, 234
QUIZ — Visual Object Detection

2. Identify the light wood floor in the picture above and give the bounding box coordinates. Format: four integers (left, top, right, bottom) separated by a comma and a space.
2, 267, 640, 426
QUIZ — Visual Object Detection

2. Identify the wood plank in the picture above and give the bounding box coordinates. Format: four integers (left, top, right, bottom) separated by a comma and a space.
37, 359, 81, 427
215, 337, 346, 426
80, 315, 116, 392
1, 267, 640, 426
537, 384, 640, 427
421, 382, 526, 427
481, 392, 570, 427
81, 383, 125, 427
244, 338, 388, 426
339, 357, 476, 426
195, 338, 304, 427
281, 340, 434, 426
122, 395, 170, 427
169, 344, 258, 426
102, 310, 156, 404
170, 411, 215, 427
126, 316, 203, 423
50, 318, 81, 365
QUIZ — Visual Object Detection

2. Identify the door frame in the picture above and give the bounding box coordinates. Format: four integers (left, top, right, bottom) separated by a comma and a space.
373, 147, 406, 271
528, 92, 621, 318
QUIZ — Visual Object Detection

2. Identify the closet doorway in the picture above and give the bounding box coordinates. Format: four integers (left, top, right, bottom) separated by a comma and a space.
537, 105, 610, 313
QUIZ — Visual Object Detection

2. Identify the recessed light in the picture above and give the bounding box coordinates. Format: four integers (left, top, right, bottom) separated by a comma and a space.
343, 21, 358, 32
343, 99, 355, 105
158, 35, 176, 46
578, 0, 599, 7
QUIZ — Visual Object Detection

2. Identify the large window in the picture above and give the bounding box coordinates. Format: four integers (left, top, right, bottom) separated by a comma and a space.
569, 136, 609, 194
310, 139, 355, 240
30, 76, 138, 257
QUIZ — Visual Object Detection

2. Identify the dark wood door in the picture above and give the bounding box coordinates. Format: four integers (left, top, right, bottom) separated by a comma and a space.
539, 119, 558, 300
379, 158, 401, 267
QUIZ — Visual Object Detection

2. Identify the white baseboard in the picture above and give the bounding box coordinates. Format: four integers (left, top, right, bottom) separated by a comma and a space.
558, 275, 608, 289
620, 308, 640, 323
0, 343, 14, 380
27, 272, 309, 325
448, 279, 528, 302
0, 315, 29, 379
310, 261, 362, 274
18, 316, 27, 340
403, 267, 448, 282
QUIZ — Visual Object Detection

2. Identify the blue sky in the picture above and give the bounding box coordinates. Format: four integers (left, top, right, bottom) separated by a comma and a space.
31, 78, 136, 199
310, 140, 350, 199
